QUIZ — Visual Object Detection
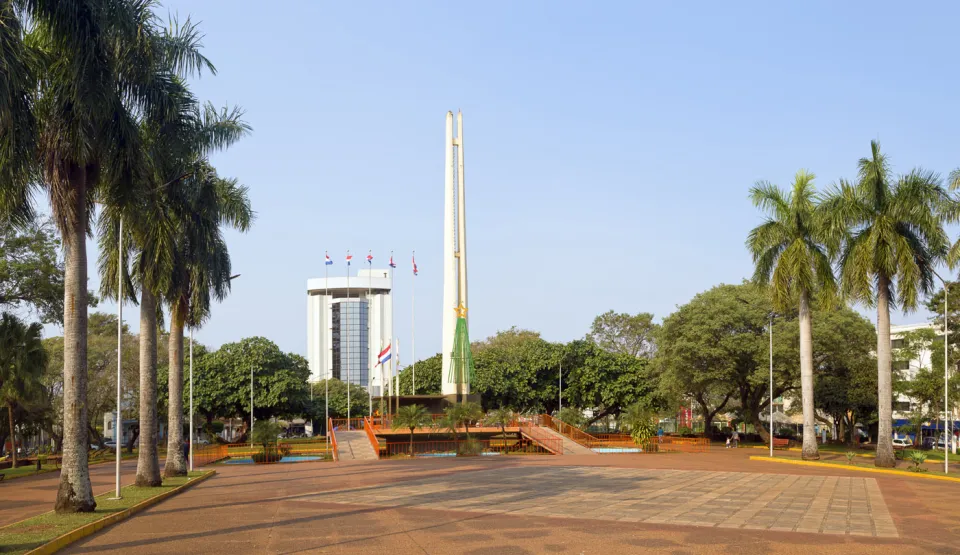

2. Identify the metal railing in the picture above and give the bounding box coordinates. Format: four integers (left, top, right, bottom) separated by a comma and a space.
362, 417, 383, 459
330, 418, 367, 431
193, 444, 228, 467
381, 437, 558, 459
517, 420, 564, 454
328, 418, 339, 461
537, 414, 601, 447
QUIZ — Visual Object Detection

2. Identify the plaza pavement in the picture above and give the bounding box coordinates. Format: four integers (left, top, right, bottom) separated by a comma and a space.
12, 448, 947, 554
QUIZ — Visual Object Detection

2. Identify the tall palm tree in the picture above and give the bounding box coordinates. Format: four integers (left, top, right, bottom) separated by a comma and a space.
162, 162, 252, 477
96, 18, 220, 487
822, 141, 950, 467
0, 0, 210, 512
747, 170, 835, 460
0, 314, 47, 469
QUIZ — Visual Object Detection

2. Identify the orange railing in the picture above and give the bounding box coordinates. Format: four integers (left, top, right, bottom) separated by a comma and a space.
537, 415, 710, 454
330, 418, 367, 431
328, 418, 339, 461
517, 420, 564, 454
370, 414, 523, 433
363, 417, 383, 459
193, 444, 228, 467
537, 414, 601, 447
381, 437, 557, 459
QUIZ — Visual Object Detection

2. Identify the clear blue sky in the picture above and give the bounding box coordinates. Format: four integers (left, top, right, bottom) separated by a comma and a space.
75, 1, 960, 358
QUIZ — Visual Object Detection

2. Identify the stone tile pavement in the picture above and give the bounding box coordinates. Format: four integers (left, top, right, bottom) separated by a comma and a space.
306, 465, 898, 538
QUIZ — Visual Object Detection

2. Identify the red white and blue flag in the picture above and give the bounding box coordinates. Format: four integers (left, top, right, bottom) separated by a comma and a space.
389, 253, 396, 268
324, 252, 333, 266
412, 254, 418, 276
346, 252, 353, 265
376, 344, 392, 365
366, 251, 373, 265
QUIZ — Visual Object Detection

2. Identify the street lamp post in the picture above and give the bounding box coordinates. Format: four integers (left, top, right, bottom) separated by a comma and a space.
769, 312, 774, 458
933, 270, 951, 473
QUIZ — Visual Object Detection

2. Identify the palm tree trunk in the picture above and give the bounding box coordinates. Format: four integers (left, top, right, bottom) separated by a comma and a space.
876, 277, 896, 467
798, 289, 819, 460
8, 404, 16, 469
136, 288, 162, 486
163, 303, 187, 477
55, 172, 96, 513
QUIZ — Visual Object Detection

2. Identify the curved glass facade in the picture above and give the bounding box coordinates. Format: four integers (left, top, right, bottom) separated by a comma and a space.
331, 299, 369, 386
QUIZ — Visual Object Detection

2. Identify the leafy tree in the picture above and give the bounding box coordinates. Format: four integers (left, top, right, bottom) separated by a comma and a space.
821, 141, 950, 467
397, 354, 441, 396
192, 337, 311, 427
314, 379, 369, 419
251, 420, 282, 451
557, 406, 588, 429
0, 313, 46, 468
747, 170, 836, 460
433, 410, 461, 451
393, 404, 431, 456
563, 339, 664, 428
810, 307, 877, 445
658, 283, 799, 442
472, 329, 562, 412
586, 310, 658, 358
0, 219, 65, 324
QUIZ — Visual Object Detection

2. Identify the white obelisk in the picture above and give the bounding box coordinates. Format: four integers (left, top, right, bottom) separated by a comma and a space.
441, 110, 469, 396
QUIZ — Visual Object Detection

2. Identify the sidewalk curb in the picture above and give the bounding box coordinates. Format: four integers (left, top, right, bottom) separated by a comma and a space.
22, 470, 216, 555
747, 445, 874, 458
749, 456, 960, 483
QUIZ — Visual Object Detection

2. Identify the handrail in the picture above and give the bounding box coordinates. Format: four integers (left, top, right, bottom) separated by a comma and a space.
362, 417, 382, 459
538, 414, 600, 448
328, 417, 339, 461
517, 421, 563, 455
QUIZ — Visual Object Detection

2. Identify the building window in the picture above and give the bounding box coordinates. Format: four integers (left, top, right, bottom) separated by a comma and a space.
893, 361, 910, 372
891, 338, 904, 350
331, 300, 369, 386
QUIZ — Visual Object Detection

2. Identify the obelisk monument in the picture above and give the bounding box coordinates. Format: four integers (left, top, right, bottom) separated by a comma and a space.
441, 111, 469, 396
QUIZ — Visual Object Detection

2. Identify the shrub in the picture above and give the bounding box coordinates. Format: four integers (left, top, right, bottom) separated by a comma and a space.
907, 451, 928, 473
252, 451, 284, 464
845, 451, 856, 465
676, 426, 694, 437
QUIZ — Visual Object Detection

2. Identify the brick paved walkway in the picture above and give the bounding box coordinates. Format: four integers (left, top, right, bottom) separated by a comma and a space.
309, 466, 897, 538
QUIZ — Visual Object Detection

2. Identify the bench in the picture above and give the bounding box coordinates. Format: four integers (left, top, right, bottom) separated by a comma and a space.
772, 438, 790, 450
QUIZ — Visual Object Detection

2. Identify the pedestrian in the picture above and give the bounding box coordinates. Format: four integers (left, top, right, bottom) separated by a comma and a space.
182, 438, 189, 464
725, 436, 731, 449
732, 430, 740, 448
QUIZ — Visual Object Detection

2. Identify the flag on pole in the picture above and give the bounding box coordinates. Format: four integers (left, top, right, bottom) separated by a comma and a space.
389, 253, 396, 268
346, 252, 353, 265
412, 253, 418, 276
324, 252, 333, 265
376, 344, 392, 366
366, 251, 373, 265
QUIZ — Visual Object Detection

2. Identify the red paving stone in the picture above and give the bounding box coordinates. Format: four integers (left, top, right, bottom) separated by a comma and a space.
4, 449, 959, 553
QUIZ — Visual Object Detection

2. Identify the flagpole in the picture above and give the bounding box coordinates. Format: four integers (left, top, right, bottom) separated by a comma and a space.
346, 250, 351, 430
324, 256, 329, 437
412, 251, 417, 396
367, 251, 372, 418
390, 251, 395, 415
559, 358, 562, 413
396, 338, 401, 414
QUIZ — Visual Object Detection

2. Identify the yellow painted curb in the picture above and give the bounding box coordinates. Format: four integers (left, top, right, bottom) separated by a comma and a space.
21, 470, 216, 555
747, 445, 873, 458
749, 456, 960, 483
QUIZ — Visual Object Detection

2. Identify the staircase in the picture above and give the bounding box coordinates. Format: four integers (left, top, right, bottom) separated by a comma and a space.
537, 425, 596, 455
334, 431, 378, 461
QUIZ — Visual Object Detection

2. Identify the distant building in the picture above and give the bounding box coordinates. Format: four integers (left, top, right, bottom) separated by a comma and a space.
890, 322, 939, 418
306, 269, 393, 396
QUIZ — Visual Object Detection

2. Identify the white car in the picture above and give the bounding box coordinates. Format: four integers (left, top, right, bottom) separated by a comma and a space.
892, 437, 913, 449
936, 435, 955, 449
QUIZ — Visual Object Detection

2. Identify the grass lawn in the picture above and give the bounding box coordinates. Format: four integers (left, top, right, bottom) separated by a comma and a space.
0, 471, 210, 555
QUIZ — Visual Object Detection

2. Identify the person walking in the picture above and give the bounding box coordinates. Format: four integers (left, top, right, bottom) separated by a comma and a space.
731, 430, 740, 448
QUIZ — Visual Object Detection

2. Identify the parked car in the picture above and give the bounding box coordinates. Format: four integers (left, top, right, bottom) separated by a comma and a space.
921, 437, 937, 450
892, 437, 913, 450
937, 435, 956, 449
103, 440, 117, 449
